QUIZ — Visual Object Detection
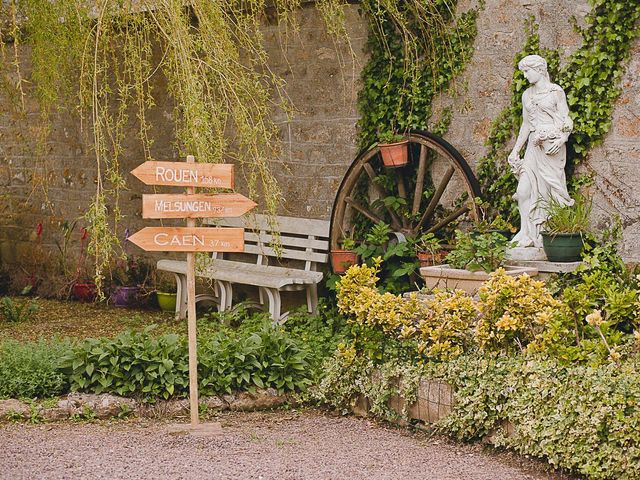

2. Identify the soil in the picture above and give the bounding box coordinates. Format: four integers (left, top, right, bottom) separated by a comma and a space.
0, 410, 578, 480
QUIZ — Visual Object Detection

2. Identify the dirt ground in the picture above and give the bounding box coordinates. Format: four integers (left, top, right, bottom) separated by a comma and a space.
0, 410, 577, 480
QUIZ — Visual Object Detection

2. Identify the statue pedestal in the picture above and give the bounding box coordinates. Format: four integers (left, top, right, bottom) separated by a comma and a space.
506, 246, 547, 261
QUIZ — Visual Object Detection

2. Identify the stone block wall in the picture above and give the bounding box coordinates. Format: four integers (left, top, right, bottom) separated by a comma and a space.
1, 0, 639, 281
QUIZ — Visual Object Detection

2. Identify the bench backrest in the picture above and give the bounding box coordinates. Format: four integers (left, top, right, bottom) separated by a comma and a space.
205, 214, 330, 270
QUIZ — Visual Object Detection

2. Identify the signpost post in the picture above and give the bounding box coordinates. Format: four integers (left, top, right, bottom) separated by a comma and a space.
130, 155, 254, 432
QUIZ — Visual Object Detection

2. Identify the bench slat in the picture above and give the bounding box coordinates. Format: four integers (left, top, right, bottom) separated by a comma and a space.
206, 214, 330, 238
242, 244, 328, 263
244, 232, 328, 251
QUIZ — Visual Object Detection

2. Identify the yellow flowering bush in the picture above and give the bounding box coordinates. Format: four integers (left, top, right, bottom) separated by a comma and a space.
476, 269, 562, 352
336, 259, 478, 360
417, 290, 478, 360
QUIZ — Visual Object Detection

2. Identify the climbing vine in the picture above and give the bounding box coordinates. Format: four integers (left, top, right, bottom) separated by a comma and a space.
356, 0, 480, 150
478, 1, 640, 223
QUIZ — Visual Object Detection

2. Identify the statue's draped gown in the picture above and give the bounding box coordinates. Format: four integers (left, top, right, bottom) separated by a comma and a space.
512, 84, 574, 247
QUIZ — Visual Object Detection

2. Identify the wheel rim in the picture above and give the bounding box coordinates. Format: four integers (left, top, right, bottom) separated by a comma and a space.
330, 130, 482, 251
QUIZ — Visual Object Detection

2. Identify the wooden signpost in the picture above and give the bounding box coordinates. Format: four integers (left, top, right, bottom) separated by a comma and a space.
130, 155, 254, 432
141, 193, 257, 219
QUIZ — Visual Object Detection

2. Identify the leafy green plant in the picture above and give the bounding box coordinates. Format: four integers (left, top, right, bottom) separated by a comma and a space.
355, 222, 418, 293
445, 230, 512, 273
377, 131, 406, 144
543, 193, 592, 234
198, 320, 313, 394
414, 232, 441, 254
0, 339, 70, 399
0, 297, 39, 323
60, 327, 189, 401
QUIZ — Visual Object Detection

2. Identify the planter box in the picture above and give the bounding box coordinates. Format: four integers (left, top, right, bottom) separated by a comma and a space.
419, 264, 538, 295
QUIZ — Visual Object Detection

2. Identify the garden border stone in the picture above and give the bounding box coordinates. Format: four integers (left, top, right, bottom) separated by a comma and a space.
0, 389, 291, 422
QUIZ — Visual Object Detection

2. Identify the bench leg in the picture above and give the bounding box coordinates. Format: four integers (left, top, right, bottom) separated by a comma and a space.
217, 280, 233, 312
173, 273, 187, 320
261, 287, 282, 322
306, 285, 318, 314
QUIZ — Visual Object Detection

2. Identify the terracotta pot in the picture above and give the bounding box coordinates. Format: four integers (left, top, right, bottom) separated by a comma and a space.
73, 283, 97, 302
156, 291, 177, 313
416, 251, 446, 268
110, 286, 140, 307
331, 250, 359, 274
379, 140, 409, 167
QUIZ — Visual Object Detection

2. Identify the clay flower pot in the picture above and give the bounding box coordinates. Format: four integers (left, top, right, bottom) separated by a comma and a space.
379, 140, 409, 167
331, 250, 359, 274
416, 251, 446, 268
73, 283, 97, 302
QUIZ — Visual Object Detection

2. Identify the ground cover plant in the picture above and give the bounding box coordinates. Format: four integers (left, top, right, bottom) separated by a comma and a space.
0, 302, 346, 402
316, 220, 640, 479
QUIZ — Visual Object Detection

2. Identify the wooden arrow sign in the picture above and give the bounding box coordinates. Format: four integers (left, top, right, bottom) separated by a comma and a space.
142, 193, 257, 219
131, 161, 234, 188
128, 227, 244, 252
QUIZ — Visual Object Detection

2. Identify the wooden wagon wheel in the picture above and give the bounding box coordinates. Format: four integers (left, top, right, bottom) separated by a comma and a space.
330, 130, 482, 253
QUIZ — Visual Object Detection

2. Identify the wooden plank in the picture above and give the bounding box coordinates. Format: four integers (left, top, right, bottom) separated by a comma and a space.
205, 214, 330, 237
244, 232, 329, 251
128, 227, 244, 252
142, 193, 256, 219
131, 161, 234, 188
242, 244, 328, 263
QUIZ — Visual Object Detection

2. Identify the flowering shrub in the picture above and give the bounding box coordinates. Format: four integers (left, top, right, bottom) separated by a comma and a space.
416, 290, 477, 360
476, 269, 561, 352
337, 259, 477, 361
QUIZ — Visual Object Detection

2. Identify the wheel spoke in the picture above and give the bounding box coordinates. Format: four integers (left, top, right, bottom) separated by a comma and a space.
425, 205, 470, 234
411, 145, 428, 216
395, 170, 409, 228
414, 166, 455, 232
345, 196, 384, 225
363, 163, 403, 230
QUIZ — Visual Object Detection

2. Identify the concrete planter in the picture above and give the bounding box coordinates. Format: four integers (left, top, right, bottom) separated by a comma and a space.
419, 264, 539, 295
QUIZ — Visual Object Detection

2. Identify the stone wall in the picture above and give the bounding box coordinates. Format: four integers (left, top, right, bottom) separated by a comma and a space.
1, 0, 639, 283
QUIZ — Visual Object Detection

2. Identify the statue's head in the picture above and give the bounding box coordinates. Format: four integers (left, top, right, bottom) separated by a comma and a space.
518, 54, 550, 82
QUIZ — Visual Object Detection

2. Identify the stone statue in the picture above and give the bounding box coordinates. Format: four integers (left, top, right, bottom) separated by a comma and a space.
508, 54, 574, 252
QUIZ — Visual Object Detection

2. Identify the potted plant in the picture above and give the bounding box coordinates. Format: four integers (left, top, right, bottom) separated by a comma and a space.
155, 272, 178, 313
331, 235, 359, 274
414, 232, 445, 267
378, 131, 409, 167
420, 230, 537, 294
542, 193, 592, 262
71, 227, 97, 301
109, 255, 150, 307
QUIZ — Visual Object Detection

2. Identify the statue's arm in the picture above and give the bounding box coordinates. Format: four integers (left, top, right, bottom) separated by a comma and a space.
509, 95, 530, 160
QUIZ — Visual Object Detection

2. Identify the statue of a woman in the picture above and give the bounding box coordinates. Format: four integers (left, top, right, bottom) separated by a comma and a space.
508, 55, 574, 249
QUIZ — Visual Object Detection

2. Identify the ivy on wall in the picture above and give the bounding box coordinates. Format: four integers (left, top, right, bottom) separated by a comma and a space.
356, 0, 480, 150
478, 1, 640, 223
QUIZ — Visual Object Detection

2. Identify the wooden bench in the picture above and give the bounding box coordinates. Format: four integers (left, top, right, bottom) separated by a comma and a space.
156, 214, 330, 321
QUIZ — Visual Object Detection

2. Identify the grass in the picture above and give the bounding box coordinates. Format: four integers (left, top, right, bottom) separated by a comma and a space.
0, 296, 183, 341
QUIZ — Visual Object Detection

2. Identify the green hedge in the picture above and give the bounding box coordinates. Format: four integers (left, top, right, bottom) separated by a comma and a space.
435, 354, 640, 479
58, 322, 314, 401
316, 352, 640, 479
0, 339, 70, 399
0, 316, 324, 402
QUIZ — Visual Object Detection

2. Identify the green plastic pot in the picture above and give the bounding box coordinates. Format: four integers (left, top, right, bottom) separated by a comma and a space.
156, 291, 177, 313
542, 232, 584, 262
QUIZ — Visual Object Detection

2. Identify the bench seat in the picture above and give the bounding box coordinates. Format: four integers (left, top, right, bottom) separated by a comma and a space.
157, 214, 330, 321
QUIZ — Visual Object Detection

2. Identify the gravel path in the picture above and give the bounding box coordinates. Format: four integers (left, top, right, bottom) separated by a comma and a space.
0, 410, 574, 480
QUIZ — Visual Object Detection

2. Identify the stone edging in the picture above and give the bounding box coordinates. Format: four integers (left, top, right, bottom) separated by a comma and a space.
0, 389, 290, 422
